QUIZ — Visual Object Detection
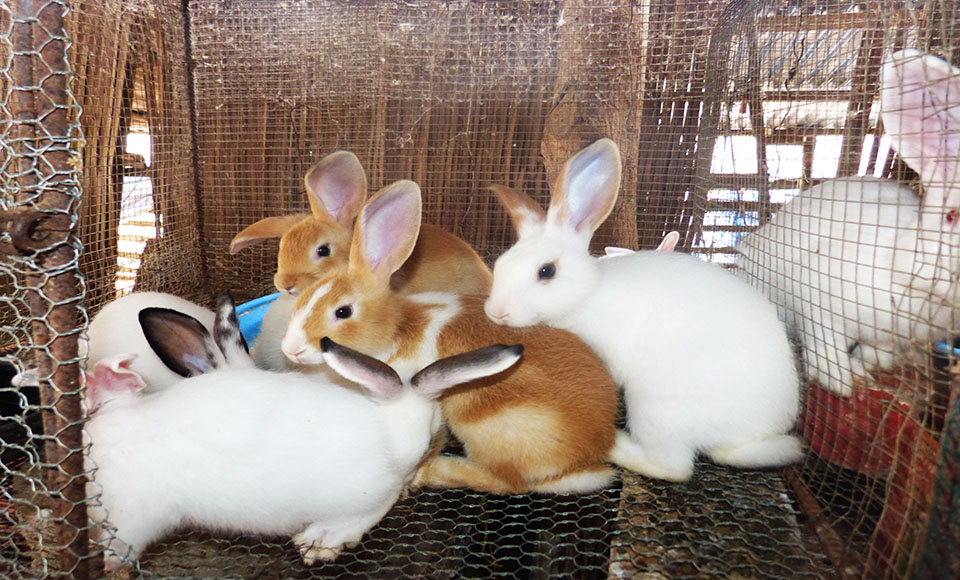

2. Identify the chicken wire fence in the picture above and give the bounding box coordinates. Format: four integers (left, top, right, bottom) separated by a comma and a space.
0, 0, 957, 579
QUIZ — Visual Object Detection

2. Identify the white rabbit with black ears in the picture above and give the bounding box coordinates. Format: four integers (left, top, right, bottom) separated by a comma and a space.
484, 139, 802, 482
737, 49, 960, 396
84, 293, 523, 571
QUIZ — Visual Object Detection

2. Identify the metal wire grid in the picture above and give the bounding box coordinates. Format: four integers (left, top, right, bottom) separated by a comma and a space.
189, 0, 723, 297
0, 0, 958, 578
0, 0, 94, 578
696, 0, 959, 577
5, 467, 833, 579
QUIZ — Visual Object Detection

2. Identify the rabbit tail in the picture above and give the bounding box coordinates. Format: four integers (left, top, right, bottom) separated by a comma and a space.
706, 434, 804, 469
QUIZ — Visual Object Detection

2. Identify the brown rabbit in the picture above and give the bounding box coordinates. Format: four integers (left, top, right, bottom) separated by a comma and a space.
230, 151, 491, 296
280, 180, 625, 495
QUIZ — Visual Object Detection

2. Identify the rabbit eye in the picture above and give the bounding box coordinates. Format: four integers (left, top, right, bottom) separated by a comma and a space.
538, 262, 557, 281
335, 305, 353, 320
316, 244, 331, 258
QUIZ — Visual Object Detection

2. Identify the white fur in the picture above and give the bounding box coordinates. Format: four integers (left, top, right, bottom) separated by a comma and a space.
486, 139, 802, 481
397, 292, 462, 378
737, 50, 960, 396
85, 370, 416, 569
84, 310, 444, 570
85, 292, 215, 392
281, 282, 332, 365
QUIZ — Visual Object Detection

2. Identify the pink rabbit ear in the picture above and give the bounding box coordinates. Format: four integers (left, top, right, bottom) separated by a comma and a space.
881, 50, 960, 190
547, 138, 622, 240
656, 231, 680, 252
304, 151, 368, 226
348, 180, 422, 286
85, 354, 146, 412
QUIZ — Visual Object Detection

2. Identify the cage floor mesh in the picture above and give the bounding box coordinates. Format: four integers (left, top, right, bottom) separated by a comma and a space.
23, 464, 832, 579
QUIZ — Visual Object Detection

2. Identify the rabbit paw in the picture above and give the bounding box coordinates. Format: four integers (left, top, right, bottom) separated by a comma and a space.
854, 343, 894, 372
293, 530, 342, 565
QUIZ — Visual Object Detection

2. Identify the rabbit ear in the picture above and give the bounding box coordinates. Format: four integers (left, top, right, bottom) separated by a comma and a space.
881, 50, 960, 194
348, 180, 422, 287
546, 139, 622, 241
212, 294, 253, 367
412, 344, 524, 400
489, 185, 547, 239
229, 215, 304, 254
656, 231, 680, 252
304, 151, 368, 226
84, 354, 146, 413
139, 307, 225, 377
320, 337, 403, 399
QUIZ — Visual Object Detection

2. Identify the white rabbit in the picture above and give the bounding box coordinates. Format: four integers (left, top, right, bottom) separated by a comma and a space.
84, 293, 521, 571
737, 49, 960, 396
484, 139, 802, 482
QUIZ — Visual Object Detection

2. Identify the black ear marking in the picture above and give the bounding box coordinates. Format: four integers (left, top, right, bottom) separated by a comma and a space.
213, 293, 250, 355
411, 344, 525, 399
320, 337, 404, 398
213, 293, 251, 368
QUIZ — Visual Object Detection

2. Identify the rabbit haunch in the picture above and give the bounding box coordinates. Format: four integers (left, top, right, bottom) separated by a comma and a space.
281, 180, 622, 495
737, 49, 960, 396
485, 138, 802, 482
84, 295, 519, 570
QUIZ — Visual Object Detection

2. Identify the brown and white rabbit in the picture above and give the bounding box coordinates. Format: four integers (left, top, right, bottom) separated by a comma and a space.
280, 180, 625, 495
229, 150, 491, 296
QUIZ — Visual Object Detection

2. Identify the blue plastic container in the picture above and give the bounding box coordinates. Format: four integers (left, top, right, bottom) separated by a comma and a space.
236, 292, 281, 344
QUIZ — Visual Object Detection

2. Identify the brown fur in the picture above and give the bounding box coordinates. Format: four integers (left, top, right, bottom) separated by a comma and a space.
432, 296, 618, 492
392, 224, 491, 295
274, 214, 353, 293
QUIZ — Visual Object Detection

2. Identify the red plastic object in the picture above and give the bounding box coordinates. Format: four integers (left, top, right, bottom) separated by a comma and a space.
803, 383, 940, 561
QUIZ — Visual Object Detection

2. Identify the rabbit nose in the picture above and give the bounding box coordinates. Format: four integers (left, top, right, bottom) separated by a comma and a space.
283, 346, 306, 363
485, 302, 508, 324
281, 285, 298, 296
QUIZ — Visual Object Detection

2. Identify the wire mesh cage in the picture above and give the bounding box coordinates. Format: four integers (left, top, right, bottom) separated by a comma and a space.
0, 0, 958, 579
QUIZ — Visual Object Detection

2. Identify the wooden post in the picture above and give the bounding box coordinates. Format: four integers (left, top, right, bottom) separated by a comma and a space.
541, 0, 647, 252
3, 1, 90, 577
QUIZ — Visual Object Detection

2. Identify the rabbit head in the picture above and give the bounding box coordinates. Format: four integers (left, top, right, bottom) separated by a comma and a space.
485, 138, 622, 328
281, 180, 423, 366
881, 49, 960, 247
229, 151, 367, 295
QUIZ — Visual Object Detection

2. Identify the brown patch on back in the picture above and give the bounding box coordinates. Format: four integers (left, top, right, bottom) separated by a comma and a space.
436, 295, 618, 484
393, 224, 492, 295
389, 301, 434, 362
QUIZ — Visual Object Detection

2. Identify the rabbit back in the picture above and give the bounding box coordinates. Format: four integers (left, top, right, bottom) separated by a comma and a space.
576, 251, 799, 449
85, 370, 403, 558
